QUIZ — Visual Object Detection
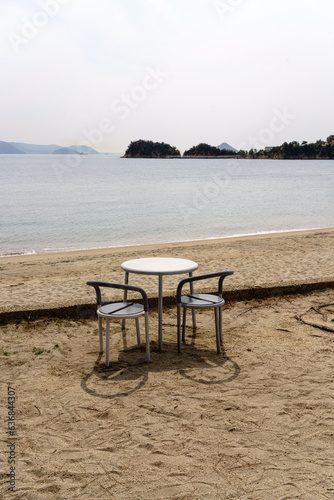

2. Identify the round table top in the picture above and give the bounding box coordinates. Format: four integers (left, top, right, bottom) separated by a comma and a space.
121, 257, 198, 275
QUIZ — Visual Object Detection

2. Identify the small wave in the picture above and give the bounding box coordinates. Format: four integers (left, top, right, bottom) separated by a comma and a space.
0, 250, 37, 258
1, 226, 332, 257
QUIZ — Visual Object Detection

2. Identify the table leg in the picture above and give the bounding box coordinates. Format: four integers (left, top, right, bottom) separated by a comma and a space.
158, 274, 163, 351
189, 272, 197, 330
122, 271, 129, 330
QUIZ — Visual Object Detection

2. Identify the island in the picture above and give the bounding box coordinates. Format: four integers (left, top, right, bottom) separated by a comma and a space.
183, 143, 238, 158
122, 136, 334, 159
122, 140, 181, 158
243, 135, 334, 159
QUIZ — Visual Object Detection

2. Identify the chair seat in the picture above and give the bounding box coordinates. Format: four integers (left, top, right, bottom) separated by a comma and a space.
181, 293, 225, 308
98, 302, 144, 318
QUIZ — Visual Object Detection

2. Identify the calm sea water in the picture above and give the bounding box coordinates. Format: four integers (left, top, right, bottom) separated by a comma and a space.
0, 155, 333, 256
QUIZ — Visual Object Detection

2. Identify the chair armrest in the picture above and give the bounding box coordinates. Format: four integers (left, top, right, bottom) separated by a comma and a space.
86, 281, 149, 311
218, 271, 234, 296
176, 271, 234, 303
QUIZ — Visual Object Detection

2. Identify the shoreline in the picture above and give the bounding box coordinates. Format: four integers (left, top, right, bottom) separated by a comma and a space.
1, 226, 334, 260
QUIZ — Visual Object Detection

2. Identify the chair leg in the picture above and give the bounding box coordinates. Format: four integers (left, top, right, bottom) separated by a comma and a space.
214, 308, 221, 354
105, 318, 110, 367
191, 310, 196, 332
189, 273, 197, 331
182, 307, 187, 342
219, 306, 226, 355
219, 306, 223, 343
177, 304, 181, 353
98, 316, 103, 353
135, 317, 141, 348
145, 311, 150, 362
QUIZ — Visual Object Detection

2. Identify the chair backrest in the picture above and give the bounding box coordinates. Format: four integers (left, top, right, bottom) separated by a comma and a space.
176, 271, 234, 303
87, 281, 149, 311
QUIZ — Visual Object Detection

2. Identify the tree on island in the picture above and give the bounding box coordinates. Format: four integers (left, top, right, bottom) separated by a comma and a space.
123, 139, 180, 158
183, 143, 238, 157
257, 135, 334, 159
122, 134, 334, 160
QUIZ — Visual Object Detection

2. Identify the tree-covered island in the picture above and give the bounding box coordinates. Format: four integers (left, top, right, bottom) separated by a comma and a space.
122, 136, 334, 159
183, 143, 237, 157
243, 135, 334, 159
122, 139, 180, 158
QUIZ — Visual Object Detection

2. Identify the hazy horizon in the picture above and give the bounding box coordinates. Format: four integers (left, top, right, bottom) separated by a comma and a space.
1, 0, 334, 153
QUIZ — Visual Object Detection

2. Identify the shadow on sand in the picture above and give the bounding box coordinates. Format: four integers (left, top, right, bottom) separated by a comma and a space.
81, 340, 241, 399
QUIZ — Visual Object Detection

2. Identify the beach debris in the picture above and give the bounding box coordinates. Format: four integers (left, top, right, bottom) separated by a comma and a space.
78, 406, 100, 412
296, 302, 334, 333
310, 305, 328, 321
237, 303, 275, 316
34, 405, 41, 415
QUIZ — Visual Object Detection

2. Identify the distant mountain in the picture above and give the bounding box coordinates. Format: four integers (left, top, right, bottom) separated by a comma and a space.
0, 141, 100, 154
11, 142, 61, 154
68, 145, 99, 154
52, 147, 81, 155
217, 142, 238, 152
0, 141, 25, 154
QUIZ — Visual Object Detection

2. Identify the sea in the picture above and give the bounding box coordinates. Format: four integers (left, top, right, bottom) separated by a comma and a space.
0, 155, 333, 256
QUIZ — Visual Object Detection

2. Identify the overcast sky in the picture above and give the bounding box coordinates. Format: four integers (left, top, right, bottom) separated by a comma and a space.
1, 0, 334, 153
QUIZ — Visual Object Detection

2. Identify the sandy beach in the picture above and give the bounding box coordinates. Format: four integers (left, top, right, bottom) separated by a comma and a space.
1, 229, 334, 498
1, 228, 334, 318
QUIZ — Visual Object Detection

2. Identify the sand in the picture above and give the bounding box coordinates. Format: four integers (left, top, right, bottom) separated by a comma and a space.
1, 229, 334, 498
0, 228, 334, 317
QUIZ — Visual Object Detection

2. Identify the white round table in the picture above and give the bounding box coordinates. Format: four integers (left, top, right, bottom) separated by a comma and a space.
121, 258, 198, 351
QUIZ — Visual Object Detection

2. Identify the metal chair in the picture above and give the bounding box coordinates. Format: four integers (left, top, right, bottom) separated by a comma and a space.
87, 281, 150, 366
176, 271, 234, 354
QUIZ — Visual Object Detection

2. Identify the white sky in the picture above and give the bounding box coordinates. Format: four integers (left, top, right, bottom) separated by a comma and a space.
1, 0, 334, 153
